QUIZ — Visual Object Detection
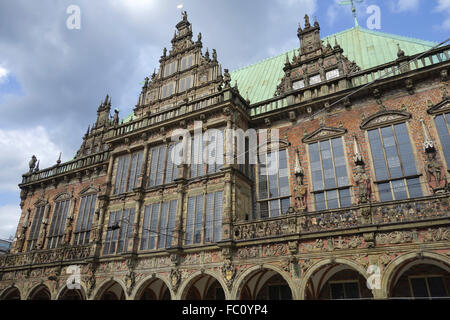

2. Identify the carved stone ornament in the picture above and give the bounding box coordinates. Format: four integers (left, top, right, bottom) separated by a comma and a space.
125, 271, 136, 296
170, 268, 181, 292
360, 110, 411, 130
221, 259, 235, 290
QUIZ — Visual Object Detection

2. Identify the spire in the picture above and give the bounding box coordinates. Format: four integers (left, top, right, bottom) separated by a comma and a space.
353, 136, 364, 165
420, 119, 435, 152
338, 0, 362, 28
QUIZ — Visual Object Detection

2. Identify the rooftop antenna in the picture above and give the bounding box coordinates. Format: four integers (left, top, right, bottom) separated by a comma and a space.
338, 0, 363, 27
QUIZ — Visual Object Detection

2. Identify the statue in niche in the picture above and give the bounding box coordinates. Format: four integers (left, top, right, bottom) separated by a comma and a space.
426, 151, 445, 190
354, 164, 371, 204
293, 151, 307, 212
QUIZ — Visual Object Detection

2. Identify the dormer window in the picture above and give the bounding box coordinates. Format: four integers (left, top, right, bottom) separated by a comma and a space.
181, 55, 193, 71
293, 79, 305, 90
309, 74, 321, 85
164, 61, 178, 77
326, 69, 340, 80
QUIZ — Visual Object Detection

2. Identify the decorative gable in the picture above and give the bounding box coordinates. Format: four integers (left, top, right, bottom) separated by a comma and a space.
274, 15, 360, 98
302, 126, 347, 143
427, 99, 450, 115
134, 11, 224, 118
360, 110, 411, 130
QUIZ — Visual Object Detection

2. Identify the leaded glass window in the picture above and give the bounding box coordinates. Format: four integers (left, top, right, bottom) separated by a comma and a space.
114, 150, 143, 194
185, 191, 222, 245
27, 205, 45, 251
257, 149, 290, 218
47, 199, 70, 249
409, 276, 447, 298
103, 208, 135, 255
140, 200, 177, 251
148, 144, 179, 187
434, 113, 450, 167
308, 137, 351, 210
73, 194, 97, 245
368, 123, 422, 201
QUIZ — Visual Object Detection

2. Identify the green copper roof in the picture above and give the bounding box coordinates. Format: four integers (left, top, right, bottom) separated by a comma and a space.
230, 26, 437, 105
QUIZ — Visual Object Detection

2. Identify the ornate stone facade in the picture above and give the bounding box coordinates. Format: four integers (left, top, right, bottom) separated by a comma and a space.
1, 13, 449, 300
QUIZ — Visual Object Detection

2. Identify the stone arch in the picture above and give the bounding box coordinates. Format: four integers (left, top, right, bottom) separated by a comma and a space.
27, 283, 52, 300
177, 270, 229, 300
299, 258, 370, 300
381, 251, 450, 298
93, 278, 127, 300
132, 274, 173, 300
232, 264, 297, 300
56, 283, 87, 300
0, 286, 21, 300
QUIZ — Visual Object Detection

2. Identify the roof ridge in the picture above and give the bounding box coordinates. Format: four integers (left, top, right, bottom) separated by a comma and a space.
355, 26, 437, 46
231, 26, 435, 75
231, 48, 297, 74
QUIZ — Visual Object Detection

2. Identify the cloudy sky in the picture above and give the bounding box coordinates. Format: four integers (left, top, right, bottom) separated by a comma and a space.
0, 0, 449, 240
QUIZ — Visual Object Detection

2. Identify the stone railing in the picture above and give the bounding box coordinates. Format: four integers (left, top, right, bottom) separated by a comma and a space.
233, 194, 450, 241
21, 151, 109, 185
249, 44, 450, 117
0, 244, 93, 269
111, 92, 225, 138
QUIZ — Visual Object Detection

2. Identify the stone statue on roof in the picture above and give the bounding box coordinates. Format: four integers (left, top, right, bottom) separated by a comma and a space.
28, 155, 37, 173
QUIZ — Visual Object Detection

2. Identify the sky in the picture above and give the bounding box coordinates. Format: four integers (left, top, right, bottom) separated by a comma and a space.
0, 0, 449, 240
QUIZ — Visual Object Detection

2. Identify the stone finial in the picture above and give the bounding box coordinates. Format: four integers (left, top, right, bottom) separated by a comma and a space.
197, 32, 202, 43
333, 36, 340, 49
182, 10, 187, 21
397, 43, 405, 58
353, 136, 364, 165
212, 49, 217, 62
314, 16, 319, 27
304, 14, 311, 28
420, 119, 435, 152
143, 76, 149, 88
297, 22, 302, 33
205, 48, 210, 60
56, 152, 62, 165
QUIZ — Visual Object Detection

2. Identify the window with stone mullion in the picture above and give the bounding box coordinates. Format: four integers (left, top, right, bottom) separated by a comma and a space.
257, 149, 290, 218
47, 199, 70, 249
309, 137, 351, 211
27, 205, 45, 251
73, 194, 97, 245
434, 113, 450, 167
368, 123, 422, 201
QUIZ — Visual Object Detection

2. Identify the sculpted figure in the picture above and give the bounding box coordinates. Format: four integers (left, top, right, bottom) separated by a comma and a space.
426, 152, 443, 189
354, 165, 371, 203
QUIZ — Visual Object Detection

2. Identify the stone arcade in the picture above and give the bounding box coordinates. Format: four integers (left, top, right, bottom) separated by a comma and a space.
0, 12, 449, 300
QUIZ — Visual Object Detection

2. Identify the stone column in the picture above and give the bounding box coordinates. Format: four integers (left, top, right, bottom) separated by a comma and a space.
221, 116, 234, 241
92, 154, 114, 257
